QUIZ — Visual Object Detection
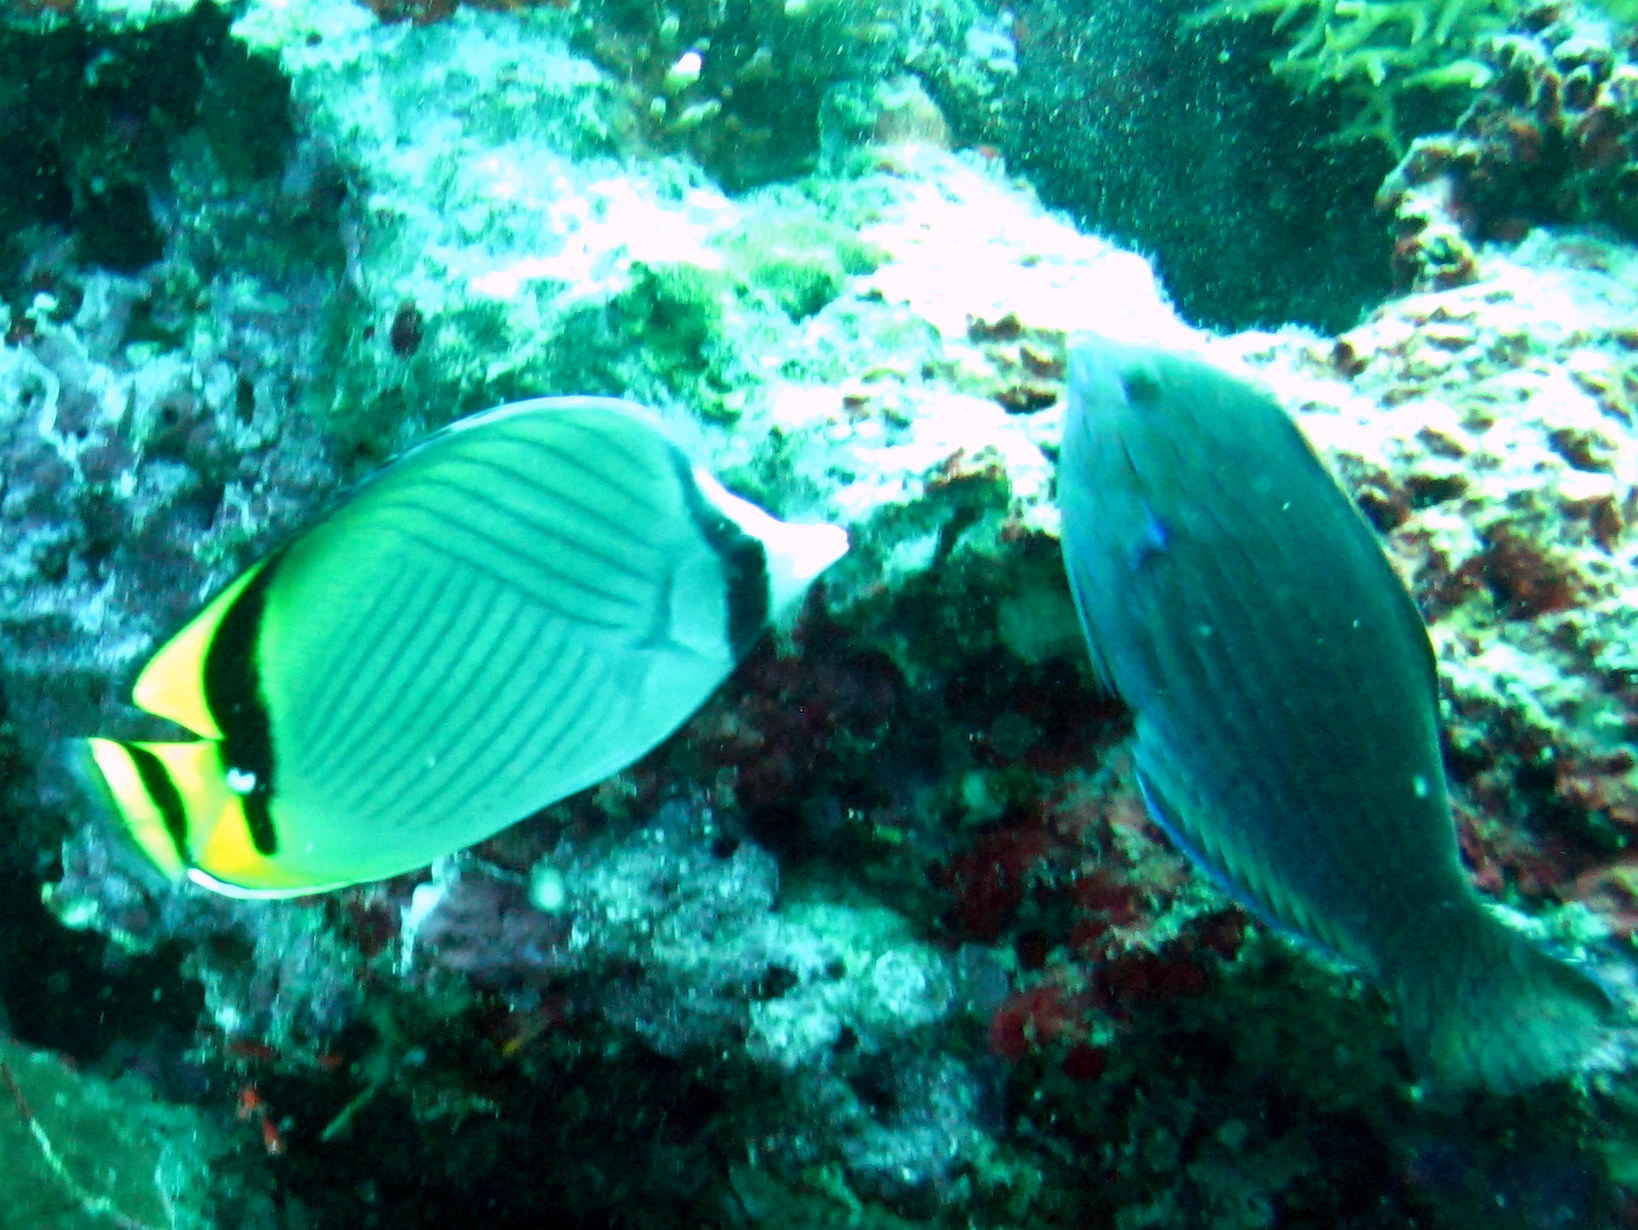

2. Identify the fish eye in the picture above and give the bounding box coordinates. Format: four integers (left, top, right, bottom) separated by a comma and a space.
225, 767, 259, 796
1121, 369, 1164, 407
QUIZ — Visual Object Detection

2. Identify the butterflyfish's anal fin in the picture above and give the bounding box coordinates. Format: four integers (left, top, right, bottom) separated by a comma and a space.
183, 864, 357, 900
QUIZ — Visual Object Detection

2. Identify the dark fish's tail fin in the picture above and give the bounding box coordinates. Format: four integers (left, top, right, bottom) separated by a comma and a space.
1394, 901, 1623, 1093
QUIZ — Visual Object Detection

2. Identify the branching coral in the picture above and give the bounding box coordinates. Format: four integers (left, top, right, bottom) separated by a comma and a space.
1377, 2, 1638, 288
1189, 0, 1520, 149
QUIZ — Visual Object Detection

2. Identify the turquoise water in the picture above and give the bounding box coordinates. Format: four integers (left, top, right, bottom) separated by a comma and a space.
0, 1, 1635, 1226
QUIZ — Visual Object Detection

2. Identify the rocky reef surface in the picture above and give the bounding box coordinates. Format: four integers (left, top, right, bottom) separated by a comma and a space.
1379, 0, 1638, 289
0, 1031, 276, 1230
1, 1, 1637, 1227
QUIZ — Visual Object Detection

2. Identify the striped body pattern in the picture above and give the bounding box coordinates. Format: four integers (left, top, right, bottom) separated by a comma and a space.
87, 397, 848, 897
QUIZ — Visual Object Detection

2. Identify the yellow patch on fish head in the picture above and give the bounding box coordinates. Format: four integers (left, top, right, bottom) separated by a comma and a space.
132, 563, 270, 739
85, 737, 238, 881
186, 786, 356, 899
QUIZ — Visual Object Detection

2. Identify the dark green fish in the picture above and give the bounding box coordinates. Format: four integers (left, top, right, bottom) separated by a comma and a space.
1058, 337, 1614, 1091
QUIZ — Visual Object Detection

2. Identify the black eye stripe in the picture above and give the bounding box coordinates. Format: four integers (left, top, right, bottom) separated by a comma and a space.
201, 556, 282, 857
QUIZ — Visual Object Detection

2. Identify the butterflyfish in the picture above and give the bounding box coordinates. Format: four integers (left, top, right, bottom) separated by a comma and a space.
85, 397, 848, 898
1058, 336, 1617, 1091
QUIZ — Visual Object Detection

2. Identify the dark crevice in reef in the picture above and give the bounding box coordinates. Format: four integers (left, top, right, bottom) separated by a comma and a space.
0, 1, 294, 284
0, 685, 201, 1079
1003, 0, 1414, 333
0, 857, 201, 1077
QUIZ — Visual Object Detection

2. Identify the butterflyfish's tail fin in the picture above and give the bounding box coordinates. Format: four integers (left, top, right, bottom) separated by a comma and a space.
1393, 899, 1623, 1093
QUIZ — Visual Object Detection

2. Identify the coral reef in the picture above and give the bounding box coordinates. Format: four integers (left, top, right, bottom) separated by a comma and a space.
1189, 0, 1517, 149
2, 0, 1638, 1227
336, 0, 1021, 189
1378, 1, 1638, 290
0, 0, 203, 32
0, 1032, 274, 1229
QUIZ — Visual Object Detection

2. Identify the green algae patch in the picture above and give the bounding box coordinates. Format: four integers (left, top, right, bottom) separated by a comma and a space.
618, 260, 732, 366
716, 216, 883, 320
1188, 0, 1514, 148
580, 260, 752, 417
0, 1036, 258, 1230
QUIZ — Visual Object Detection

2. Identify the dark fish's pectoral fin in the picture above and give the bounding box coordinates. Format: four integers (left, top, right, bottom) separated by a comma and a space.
1135, 757, 1331, 955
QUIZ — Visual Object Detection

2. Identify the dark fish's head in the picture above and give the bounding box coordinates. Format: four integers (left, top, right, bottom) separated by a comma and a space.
1065, 338, 1201, 498
1070, 336, 1231, 443
1064, 335, 1320, 510
1062, 337, 1208, 535
1065, 336, 1149, 449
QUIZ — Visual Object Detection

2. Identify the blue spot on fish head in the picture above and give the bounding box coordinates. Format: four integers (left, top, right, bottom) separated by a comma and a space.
1131, 505, 1171, 570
